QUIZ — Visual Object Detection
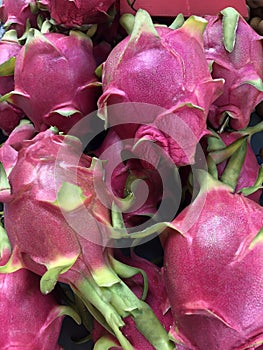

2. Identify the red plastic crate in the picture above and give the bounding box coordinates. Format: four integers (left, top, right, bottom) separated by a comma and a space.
119, 0, 248, 18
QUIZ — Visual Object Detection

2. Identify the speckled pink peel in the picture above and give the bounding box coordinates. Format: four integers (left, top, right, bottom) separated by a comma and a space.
163, 171, 263, 350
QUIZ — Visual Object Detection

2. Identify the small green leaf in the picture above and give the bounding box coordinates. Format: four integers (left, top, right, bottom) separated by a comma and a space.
220, 138, 247, 190
129, 9, 159, 44
57, 305, 81, 325
95, 63, 103, 79
70, 30, 92, 42
0, 91, 30, 105
0, 248, 23, 274
109, 255, 149, 300
207, 130, 226, 152
131, 137, 153, 153
1, 29, 19, 43
0, 223, 11, 261
237, 121, 263, 139
40, 267, 63, 294
181, 15, 207, 40
37, 14, 44, 30
40, 254, 79, 294
72, 294, 94, 333
40, 19, 53, 34
30, 1, 38, 14
249, 227, 263, 250
240, 185, 263, 197
196, 169, 233, 195
243, 78, 263, 92
207, 154, 219, 180
0, 163, 11, 192
0, 92, 13, 104
110, 221, 170, 241
120, 13, 135, 35
88, 156, 105, 172
49, 125, 59, 134
116, 192, 135, 212
180, 102, 204, 111
18, 18, 33, 43
86, 81, 102, 88
17, 119, 32, 127
221, 7, 239, 53
169, 13, 185, 30
0, 57, 16, 77
245, 339, 263, 349
52, 108, 81, 118
54, 182, 88, 212
91, 265, 120, 288
208, 60, 215, 73
111, 201, 127, 231
239, 166, 263, 196
86, 24, 98, 38
94, 335, 119, 350
209, 135, 248, 164
251, 166, 263, 188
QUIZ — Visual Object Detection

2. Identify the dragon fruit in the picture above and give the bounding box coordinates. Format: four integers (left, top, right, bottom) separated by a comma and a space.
94, 128, 178, 228
0, 0, 38, 37
203, 7, 263, 130
163, 171, 263, 349
40, 0, 116, 27
0, 128, 174, 350
4, 29, 99, 134
98, 9, 224, 166
0, 120, 35, 176
0, 30, 24, 134
0, 265, 79, 350
93, 252, 173, 349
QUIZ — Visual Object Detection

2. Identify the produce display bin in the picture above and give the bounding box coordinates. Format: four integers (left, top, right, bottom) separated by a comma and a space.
119, 0, 248, 17
0, 0, 262, 349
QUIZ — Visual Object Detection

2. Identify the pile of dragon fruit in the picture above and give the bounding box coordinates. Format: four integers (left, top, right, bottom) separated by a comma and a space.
0, 1, 263, 349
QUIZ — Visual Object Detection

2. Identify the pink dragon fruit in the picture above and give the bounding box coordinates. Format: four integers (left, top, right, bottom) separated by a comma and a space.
93, 252, 173, 349
0, 266, 80, 350
0, 30, 24, 134
98, 9, 224, 166
0, 120, 35, 176
163, 171, 263, 349
40, 0, 116, 27
94, 128, 180, 229
94, 129, 163, 220
5, 29, 99, 134
0, 128, 174, 350
0, 0, 38, 37
203, 7, 263, 130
